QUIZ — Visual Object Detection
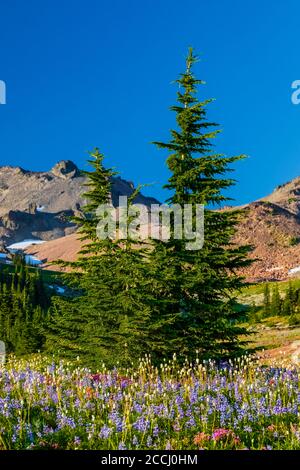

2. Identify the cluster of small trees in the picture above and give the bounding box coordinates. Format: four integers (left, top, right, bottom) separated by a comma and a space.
0, 257, 50, 354
262, 282, 300, 322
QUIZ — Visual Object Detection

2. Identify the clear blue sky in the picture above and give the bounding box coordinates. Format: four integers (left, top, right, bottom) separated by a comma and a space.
1, 0, 300, 204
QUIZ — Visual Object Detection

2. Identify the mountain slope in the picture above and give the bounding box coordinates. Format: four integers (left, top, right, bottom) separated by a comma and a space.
25, 176, 300, 282
233, 201, 300, 281
233, 176, 300, 281
0, 160, 158, 246
25, 233, 81, 271
261, 177, 300, 214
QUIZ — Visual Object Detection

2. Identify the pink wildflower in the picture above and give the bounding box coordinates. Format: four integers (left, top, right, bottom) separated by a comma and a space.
212, 428, 232, 441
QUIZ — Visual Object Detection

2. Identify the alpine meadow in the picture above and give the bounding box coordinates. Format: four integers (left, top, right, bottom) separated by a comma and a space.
1, 6, 300, 454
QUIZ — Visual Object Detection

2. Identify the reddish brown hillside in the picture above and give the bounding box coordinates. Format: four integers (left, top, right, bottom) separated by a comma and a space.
25, 233, 82, 271
233, 201, 300, 282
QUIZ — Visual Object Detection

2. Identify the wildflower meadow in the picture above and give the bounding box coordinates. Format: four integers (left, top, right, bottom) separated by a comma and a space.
0, 354, 299, 450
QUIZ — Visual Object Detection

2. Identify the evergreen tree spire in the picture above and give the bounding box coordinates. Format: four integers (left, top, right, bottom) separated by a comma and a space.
152, 48, 253, 359
154, 47, 241, 206
72, 148, 116, 253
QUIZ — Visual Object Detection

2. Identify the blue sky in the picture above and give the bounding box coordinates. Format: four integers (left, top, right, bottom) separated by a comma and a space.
0, 0, 300, 204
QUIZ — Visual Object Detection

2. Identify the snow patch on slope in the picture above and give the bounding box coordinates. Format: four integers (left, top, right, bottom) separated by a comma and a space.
7, 239, 46, 250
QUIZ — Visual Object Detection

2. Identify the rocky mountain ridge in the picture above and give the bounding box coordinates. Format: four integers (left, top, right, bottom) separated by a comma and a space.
0, 160, 158, 246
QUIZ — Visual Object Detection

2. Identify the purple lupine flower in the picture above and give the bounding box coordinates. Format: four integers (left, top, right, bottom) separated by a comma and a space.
99, 425, 112, 439
133, 417, 150, 432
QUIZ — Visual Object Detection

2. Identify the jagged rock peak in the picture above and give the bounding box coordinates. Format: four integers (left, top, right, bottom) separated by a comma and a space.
50, 160, 79, 179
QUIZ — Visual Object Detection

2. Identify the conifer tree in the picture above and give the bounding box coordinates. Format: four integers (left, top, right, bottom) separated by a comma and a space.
44, 149, 118, 363
71, 148, 116, 250
286, 282, 296, 306
45, 149, 164, 368
281, 283, 295, 317
263, 284, 271, 317
270, 284, 281, 316
152, 48, 252, 359
282, 294, 292, 317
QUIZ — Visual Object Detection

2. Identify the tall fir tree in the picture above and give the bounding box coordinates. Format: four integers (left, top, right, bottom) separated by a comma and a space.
152, 48, 252, 360
45, 148, 119, 364
45, 149, 170, 368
